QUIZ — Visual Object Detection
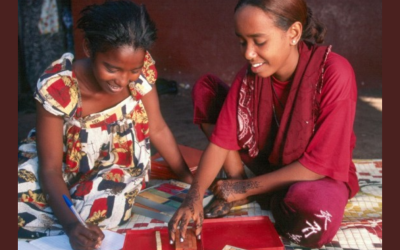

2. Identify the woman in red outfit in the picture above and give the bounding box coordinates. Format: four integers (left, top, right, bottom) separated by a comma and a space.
169, 0, 359, 248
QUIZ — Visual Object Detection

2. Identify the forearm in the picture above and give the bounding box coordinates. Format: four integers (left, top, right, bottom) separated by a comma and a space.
39, 169, 81, 232
39, 168, 104, 246
244, 161, 325, 197
35, 103, 80, 231
168, 143, 231, 241
191, 143, 229, 195
150, 125, 193, 184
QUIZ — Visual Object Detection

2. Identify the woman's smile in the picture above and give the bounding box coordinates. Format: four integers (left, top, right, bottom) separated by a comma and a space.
107, 82, 124, 92
250, 62, 266, 73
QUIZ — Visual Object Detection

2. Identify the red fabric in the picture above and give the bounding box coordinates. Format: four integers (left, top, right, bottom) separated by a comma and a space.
209, 66, 245, 151
205, 42, 358, 198
192, 74, 230, 125
236, 42, 332, 166
270, 178, 350, 248
47, 78, 71, 108
270, 76, 292, 125
237, 69, 260, 157
298, 52, 358, 197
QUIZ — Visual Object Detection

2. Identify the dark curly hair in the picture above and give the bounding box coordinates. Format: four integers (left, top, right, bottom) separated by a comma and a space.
77, 0, 157, 56
235, 0, 326, 44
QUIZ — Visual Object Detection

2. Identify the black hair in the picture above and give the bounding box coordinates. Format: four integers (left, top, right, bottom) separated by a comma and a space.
77, 0, 157, 56
234, 0, 326, 44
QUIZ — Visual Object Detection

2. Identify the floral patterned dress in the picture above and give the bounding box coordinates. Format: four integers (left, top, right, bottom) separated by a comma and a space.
18, 52, 157, 238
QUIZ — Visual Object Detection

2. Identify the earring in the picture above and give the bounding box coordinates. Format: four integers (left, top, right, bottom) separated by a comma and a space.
292, 40, 297, 45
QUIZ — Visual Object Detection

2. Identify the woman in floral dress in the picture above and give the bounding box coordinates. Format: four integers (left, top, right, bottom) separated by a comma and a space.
17, 1, 193, 249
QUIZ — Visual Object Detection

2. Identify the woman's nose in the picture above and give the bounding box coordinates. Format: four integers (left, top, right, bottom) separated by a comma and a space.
244, 45, 257, 61
118, 72, 130, 85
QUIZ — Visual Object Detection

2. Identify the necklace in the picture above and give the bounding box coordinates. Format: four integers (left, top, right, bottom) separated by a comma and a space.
271, 81, 284, 127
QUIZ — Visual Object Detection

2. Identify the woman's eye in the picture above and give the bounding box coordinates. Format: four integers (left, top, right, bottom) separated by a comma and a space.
255, 41, 266, 46
106, 67, 117, 73
131, 70, 141, 74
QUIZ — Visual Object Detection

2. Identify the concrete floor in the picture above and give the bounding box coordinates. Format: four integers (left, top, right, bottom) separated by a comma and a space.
18, 86, 382, 159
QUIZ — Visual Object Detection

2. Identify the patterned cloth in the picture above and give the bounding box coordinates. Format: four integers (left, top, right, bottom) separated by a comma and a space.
38, 0, 59, 35
110, 159, 382, 250
18, 52, 157, 238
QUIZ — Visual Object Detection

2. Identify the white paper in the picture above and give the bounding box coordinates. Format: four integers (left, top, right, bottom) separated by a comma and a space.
18, 240, 41, 250
22, 230, 125, 250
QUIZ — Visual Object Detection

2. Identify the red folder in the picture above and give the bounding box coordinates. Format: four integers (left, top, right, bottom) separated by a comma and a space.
122, 216, 284, 250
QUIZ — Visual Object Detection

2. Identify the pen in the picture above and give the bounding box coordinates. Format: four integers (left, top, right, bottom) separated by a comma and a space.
62, 194, 88, 228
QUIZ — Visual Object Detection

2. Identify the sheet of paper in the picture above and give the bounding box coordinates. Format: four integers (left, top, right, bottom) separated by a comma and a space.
28, 230, 125, 250
18, 240, 42, 250
98, 230, 125, 250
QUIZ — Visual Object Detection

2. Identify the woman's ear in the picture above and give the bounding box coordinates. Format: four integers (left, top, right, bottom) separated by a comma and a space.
82, 39, 91, 57
288, 21, 302, 45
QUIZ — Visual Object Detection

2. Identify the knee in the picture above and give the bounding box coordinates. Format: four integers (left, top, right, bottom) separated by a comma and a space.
192, 74, 229, 125
192, 74, 222, 99
278, 207, 341, 248
272, 179, 348, 248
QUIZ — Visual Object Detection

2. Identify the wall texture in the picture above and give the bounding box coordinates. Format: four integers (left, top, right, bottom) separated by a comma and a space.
72, 0, 382, 89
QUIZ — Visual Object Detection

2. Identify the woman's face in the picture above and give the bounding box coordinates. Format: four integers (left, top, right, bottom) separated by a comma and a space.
91, 45, 146, 94
234, 5, 299, 81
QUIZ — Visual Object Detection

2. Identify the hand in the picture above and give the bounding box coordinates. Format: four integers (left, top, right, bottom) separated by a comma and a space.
210, 179, 246, 203
204, 196, 251, 218
65, 222, 105, 250
204, 198, 233, 218
211, 179, 259, 203
168, 183, 203, 244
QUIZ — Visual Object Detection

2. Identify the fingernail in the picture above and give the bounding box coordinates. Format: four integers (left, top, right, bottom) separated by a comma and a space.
197, 234, 201, 240
180, 237, 184, 242
169, 239, 174, 245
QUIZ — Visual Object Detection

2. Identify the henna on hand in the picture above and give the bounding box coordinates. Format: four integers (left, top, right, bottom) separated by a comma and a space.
181, 180, 201, 215
205, 198, 233, 218
219, 179, 260, 200
196, 211, 204, 229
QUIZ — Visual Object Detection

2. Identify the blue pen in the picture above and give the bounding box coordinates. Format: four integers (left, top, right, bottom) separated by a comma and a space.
62, 194, 88, 228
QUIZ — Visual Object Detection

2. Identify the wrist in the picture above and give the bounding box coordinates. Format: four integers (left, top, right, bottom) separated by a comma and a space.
64, 221, 80, 236
236, 179, 260, 198
187, 180, 205, 203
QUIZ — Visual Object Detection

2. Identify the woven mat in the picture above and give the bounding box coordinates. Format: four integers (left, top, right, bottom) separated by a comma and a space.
112, 159, 382, 250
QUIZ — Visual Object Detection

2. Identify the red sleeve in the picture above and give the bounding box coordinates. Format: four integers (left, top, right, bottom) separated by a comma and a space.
299, 52, 358, 182
210, 66, 248, 150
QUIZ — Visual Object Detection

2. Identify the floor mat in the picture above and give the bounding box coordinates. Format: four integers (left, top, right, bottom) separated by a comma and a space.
112, 159, 382, 250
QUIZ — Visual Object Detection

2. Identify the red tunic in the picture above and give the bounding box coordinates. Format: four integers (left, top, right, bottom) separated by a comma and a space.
210, 52, 359, 198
